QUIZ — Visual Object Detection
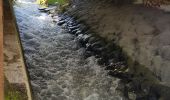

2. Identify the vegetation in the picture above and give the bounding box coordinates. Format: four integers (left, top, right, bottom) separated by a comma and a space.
4, 78, 27, 100
37, 0, 70, 13
36, 0, 69, 6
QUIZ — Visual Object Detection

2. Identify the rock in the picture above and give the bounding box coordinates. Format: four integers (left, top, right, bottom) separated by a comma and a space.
90, 41, 104, 51
44, 7, 57, 12
84, 50, 93, 58
77, 34, 86, 46
69, 26, 79, 31
97, 58, 107, 65
128, 92, 136, 100
57, 20, 65, 26
71, 29, 79, 34
82, 34, 92, 43
75, 30, 82, 36
86, 43, 92, 51
88, 36, 100, 44
93, 47, 105, 54
105, 63, 115, 70
38, 8, 46, 11
108, 71, 133, 81
38, 8, 48, 12
105, 65, 114, 70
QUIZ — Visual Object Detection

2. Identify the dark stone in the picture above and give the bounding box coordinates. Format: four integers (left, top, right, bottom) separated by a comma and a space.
77, 34, 85, 46
93, 47, 105, 54
57, 20, 65, 26
97, 58, 107, 65
38, 8, 46, 11
105, 65, 114, 70
108, 71, 133, 81
88, 36, 100, 44
71, 29, 80, 34
86, 43, 93, 51
75, 30, 82, 36
84, 50, 93, 58
69, 26, 79, 31
91, 41, 104, 49
82, 34, 92, 43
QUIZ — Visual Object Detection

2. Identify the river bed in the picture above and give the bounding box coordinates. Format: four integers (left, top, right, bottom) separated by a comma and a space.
13, 1, 123, 100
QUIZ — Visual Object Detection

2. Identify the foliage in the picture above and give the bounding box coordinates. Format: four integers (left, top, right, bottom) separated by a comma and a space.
36, 0, 69, 5
48, 0, 68, 5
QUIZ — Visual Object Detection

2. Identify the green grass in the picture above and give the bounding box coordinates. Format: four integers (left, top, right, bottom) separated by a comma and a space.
36, 0, 68, 5
48, 0, 68, 5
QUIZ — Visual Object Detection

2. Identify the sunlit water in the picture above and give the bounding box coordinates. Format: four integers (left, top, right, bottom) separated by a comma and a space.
14, 1, 122, 100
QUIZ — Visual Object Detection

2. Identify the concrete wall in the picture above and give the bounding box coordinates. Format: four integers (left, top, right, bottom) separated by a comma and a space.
0, 0, 4, 99
3, 0, 32, 99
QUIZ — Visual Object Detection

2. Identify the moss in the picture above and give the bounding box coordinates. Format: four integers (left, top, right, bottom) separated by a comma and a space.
4, 78, 27, 100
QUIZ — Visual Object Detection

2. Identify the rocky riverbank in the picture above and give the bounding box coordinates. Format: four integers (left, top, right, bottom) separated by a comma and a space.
39, 0, 170, 99
37, 5, 170, 100
66, 0, 170, 84
56, 13, 170, 100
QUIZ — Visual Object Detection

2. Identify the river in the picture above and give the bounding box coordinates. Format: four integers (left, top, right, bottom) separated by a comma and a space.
13, 1, 123, 100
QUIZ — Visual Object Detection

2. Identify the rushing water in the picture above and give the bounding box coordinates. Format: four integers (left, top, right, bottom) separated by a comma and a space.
14, 1, 123, 100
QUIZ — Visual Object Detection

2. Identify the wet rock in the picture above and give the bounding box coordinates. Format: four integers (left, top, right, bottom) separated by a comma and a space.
23, 32, 34, 39
97, 58, 107, 65
141, 83, 150, 95
86, 43, 93, 51
82, 34, 92, 43
128, 92, 136, 100
77, 34, 84, 45
84, 50, 93, 58
105, 64, 114, 70
146, 93, 158, 100
69, 26, 79, 31
91, 41, 104, 48
105, 62, 127, 71
88, 36, 100, 44
57, 20, 65, 26
45, 7, 57, 12
38, 8, 46, 11
108, 71, 133, 81
38, 8, 47, 12
75, 30, 83, 35
71, 29, 79, 34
